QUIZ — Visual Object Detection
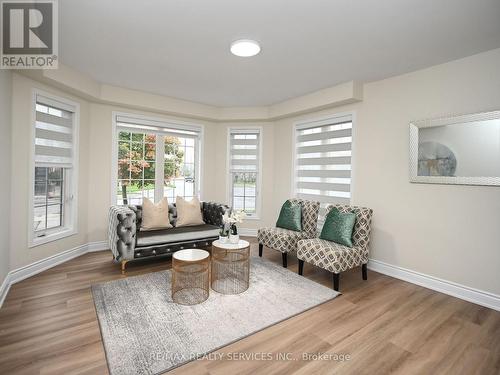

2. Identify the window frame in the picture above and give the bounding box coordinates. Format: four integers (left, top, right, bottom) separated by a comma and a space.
226, 126, 263, 220
29, 89, 80, 248
291, 111, 356, 220
111, 112, 204, 206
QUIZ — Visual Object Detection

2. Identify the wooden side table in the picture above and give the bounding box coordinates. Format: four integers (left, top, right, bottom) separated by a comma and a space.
172, 249, 210, 305
211, 239, 250, 294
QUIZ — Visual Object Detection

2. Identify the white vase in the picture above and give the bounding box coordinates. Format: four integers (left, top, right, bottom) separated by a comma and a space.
219, 235, 228, 244
229, 234, 239, 244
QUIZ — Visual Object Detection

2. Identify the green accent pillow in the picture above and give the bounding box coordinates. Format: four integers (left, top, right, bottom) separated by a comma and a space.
276, 200, 302, 232
320, 207, 356, 247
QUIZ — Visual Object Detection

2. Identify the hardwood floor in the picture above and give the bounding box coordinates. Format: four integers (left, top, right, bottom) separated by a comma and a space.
1, 238, 499, 374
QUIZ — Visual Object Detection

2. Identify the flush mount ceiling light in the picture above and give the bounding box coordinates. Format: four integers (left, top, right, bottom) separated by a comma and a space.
230, 39, 261, 57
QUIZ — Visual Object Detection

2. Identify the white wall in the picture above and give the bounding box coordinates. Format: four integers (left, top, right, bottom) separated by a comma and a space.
0, 71, 12, 285
273, 49, 500, 295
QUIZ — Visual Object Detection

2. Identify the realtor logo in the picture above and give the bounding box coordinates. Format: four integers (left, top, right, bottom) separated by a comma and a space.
1, 0, 58, 69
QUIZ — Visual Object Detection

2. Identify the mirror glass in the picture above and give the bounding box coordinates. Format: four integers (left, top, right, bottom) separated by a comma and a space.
417, 119, 500, 178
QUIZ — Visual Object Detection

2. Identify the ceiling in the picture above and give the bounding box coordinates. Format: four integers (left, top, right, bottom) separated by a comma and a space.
59, 0, 500, 107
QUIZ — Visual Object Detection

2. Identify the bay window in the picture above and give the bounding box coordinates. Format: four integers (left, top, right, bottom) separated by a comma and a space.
31, 93, 79, 246
114, 114, 201, 205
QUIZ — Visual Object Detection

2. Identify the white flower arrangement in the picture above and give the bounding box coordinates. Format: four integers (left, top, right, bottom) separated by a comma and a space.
220, 209, 247, 236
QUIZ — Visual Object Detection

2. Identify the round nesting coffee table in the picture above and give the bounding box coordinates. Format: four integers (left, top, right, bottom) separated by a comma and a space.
211, 239, 250, 295
172, 249, 210, 305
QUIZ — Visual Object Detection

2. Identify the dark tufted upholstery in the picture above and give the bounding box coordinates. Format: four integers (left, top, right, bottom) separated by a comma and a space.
108, 201, 229, 263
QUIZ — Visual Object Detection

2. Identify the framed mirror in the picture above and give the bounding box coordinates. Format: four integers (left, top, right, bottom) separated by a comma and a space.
409, 110, 500, 186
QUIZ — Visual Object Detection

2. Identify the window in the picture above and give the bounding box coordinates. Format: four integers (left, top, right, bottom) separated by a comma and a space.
228, 129, 261, 217
294, 114, 353, 219
114, 114, 201, 205
31, 94, 78, 246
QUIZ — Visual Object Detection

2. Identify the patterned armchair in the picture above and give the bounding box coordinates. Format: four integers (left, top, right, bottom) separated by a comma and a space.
257, 198, 320, 268
297, 204, 373, 291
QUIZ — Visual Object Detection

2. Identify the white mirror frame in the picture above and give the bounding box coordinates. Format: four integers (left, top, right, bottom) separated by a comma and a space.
409, 110, 500, 186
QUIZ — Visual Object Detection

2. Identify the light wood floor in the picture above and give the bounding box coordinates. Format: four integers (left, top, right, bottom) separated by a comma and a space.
1, 238, 499, 375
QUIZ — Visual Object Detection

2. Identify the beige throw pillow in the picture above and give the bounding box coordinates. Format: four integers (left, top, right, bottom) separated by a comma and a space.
176, 196, 205, 227
141, 197, 173, 231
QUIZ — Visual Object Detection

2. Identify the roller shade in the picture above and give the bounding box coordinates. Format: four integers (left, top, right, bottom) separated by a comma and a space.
116, 114, 201, 138
229, 129, 260, 172
295, 117, 353, 217
35, 96, 75, 168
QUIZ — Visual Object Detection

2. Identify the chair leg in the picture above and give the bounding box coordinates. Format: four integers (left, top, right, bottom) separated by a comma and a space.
362, 263, 368, 280
298, 259, 304, 275
258, 243, 263, 257
282, 252, 288, 268
333, 273, 340, 291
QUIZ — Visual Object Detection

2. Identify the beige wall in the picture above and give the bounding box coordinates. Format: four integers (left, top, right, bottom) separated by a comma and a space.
0, 70, 12, 284
10, 73, 91, 269
6, 48, 500, 297
273, 49, 500, 295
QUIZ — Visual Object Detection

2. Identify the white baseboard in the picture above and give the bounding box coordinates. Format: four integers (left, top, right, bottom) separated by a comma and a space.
2, 241, 499, 312
87, 241, 109, 252
0, 241, 110, 308
239, 228, 258, 237
368, 259, 500, 312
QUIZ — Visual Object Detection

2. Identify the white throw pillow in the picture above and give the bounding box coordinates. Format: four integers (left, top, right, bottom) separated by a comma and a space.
141, 197, 173, 231
176, 196, 205, 227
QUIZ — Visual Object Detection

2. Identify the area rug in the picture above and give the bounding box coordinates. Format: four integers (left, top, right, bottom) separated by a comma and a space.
92, 257, 339, 375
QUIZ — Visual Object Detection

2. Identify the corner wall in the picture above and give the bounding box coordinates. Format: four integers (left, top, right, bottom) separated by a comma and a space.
0, 70, 12, 286
273, 48, 500, 295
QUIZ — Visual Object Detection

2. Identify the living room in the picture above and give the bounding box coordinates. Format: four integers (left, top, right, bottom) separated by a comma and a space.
0, 1, 499, 374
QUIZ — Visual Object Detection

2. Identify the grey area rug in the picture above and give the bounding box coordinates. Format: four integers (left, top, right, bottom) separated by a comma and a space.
92, 257, 339, 375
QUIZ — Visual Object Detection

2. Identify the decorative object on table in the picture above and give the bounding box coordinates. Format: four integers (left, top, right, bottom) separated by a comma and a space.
222, 209, 246, 244
172, 249, 210, 305
218, 226, 229, 243
297, 204, 373, 292
211, 239, 250, 294
92, 257, 338, 375
409, 110, 500, 186
108, 201, 229, 273
258, 198, 320, 268
276, 199, 302, 232
175, 196, 205, 227
140, 197, 173, 230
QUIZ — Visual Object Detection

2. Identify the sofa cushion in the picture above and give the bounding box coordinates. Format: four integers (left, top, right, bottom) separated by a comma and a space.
136, 224, 219, 247
176, 196, 205, 227
141, 197, 172, 231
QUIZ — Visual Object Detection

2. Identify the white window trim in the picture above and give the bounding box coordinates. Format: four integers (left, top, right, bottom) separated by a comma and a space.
291, 111, 356, 204
29, 89, 80, 248
111, 111, 204, 206
226, 125, 263, 220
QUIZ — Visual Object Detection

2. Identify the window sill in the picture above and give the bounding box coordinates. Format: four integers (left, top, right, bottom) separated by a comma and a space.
29, 228, 77, 248
244, 216, 261, 221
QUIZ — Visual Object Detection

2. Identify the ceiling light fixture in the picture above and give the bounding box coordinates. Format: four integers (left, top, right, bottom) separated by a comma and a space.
230, 39, 261, 57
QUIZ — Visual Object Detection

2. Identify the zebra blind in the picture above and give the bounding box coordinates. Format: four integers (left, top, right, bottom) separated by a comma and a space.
35, 96, 75, 168
294, 115, 352, 218
229, 130, 260, 173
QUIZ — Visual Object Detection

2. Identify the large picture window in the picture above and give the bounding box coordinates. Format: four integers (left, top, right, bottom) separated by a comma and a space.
115, 114, 201, 205
31, 93, 78, 246
294, 114, 353, 219
228, 129, 261, 217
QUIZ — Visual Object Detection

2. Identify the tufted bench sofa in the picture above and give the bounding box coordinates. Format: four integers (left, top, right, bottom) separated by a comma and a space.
108, 201, 228, 273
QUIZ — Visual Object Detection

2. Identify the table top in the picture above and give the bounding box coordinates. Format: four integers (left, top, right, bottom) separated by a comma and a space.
212, 239, 250, 250
173, 249, 210, 262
